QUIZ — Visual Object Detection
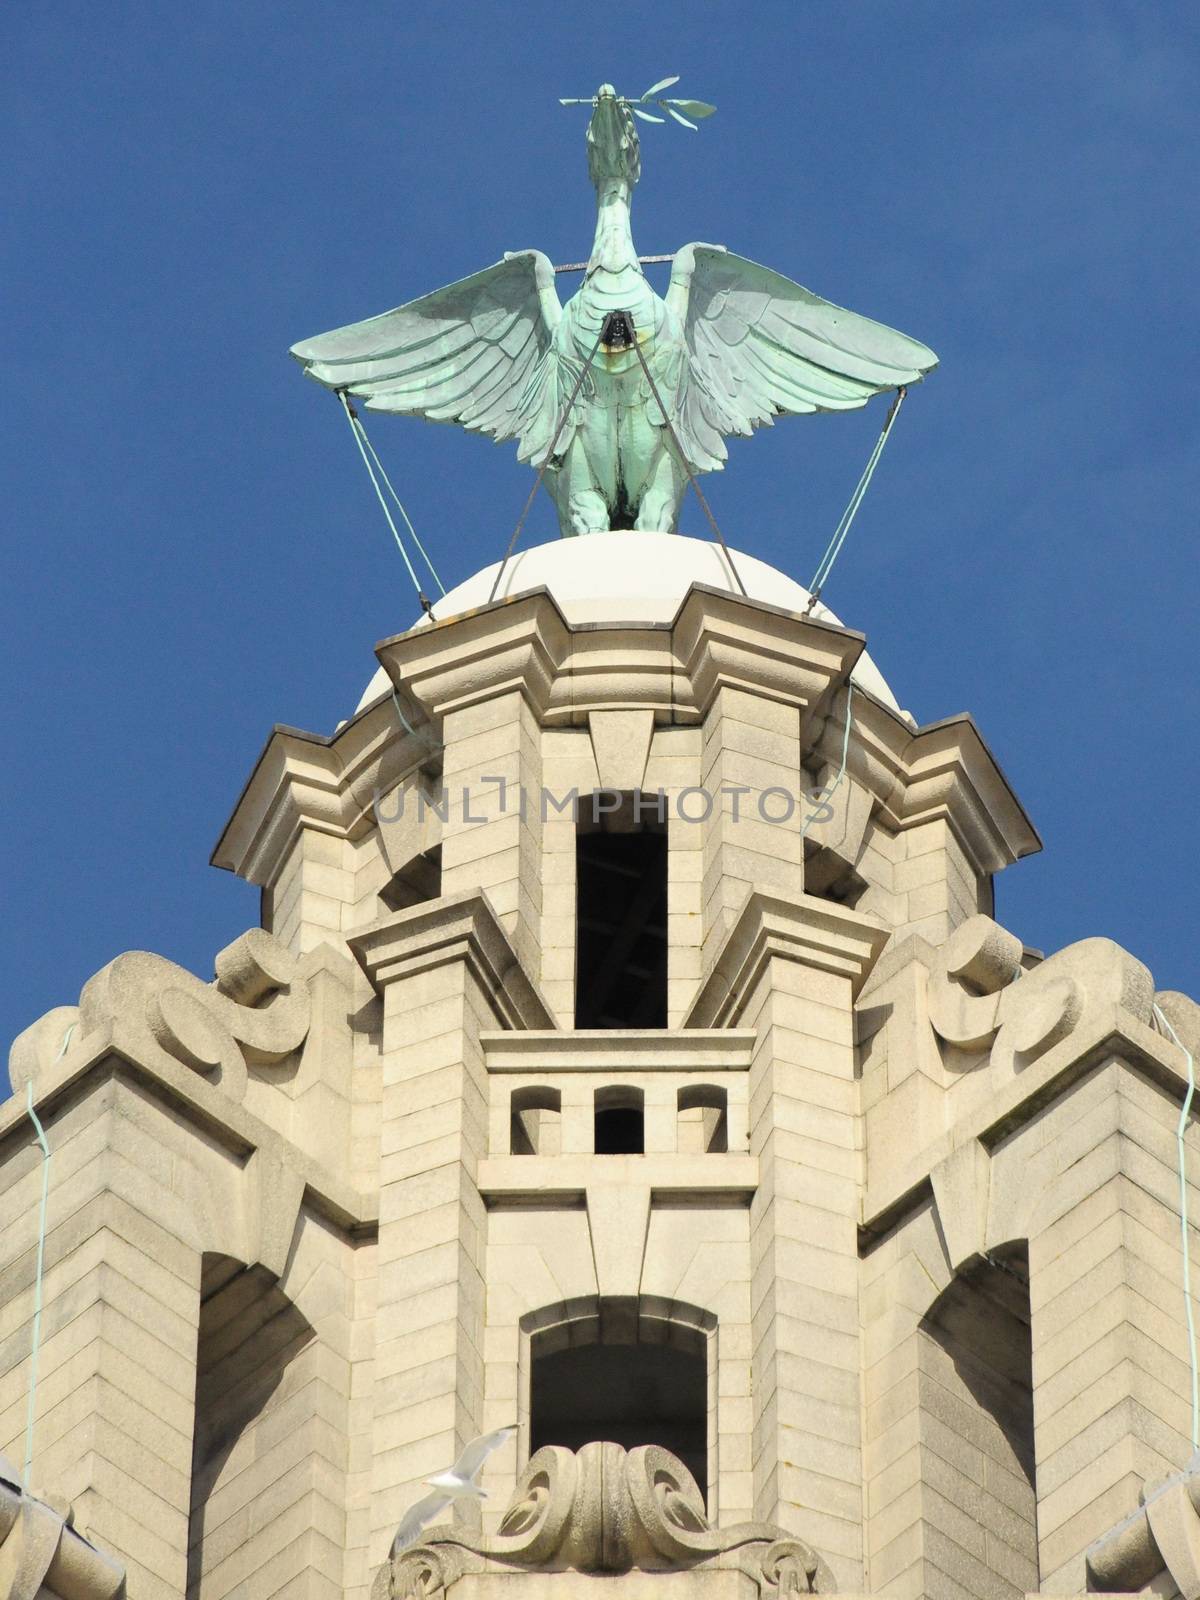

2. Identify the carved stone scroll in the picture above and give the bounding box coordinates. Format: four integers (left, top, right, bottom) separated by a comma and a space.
928, 913, 1153, 1074
375, 1441, 834, 1598
0, 1456, 125, 1600
8, 927, 311, 1104
1086, 1458, 1200, 1599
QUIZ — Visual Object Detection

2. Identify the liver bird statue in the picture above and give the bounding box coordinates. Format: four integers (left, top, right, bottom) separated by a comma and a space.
291, 81, 938, 537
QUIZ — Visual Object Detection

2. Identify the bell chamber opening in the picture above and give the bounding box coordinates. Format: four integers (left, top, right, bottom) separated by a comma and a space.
529, 1317, 709, 1498
574, 796, 668, 1028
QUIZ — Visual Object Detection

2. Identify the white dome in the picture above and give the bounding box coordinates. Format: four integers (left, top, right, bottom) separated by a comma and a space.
355, 533, 905, 718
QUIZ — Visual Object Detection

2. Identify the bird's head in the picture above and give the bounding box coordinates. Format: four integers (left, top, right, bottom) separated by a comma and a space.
586, 84, 641, 191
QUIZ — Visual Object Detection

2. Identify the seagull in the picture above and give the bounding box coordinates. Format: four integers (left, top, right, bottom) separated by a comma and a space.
390, 1425, 517, 1557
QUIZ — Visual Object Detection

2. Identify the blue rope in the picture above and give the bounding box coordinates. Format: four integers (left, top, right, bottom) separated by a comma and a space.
808, 388, 907, 606
1154, 1003, 1199, 1450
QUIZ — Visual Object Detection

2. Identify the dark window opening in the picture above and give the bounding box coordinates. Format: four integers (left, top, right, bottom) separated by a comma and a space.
594, 1086, 644, 1154
510, 1087, 562, 1156
677, 1085, 728, 1153
530, 1331, 708, 1495
575, 807, 668, 1028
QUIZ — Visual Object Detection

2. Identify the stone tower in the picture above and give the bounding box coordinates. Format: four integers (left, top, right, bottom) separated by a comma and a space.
3, 529, 1199, 1600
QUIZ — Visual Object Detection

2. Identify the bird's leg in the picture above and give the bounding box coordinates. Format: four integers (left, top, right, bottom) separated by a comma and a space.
633, 434, 688, 533
550, 436, 612, 536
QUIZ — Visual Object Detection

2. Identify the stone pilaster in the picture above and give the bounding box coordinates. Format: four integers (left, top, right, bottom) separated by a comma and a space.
700, 689, 806, 975
689, 892, 886, 1588
1025, 1058, 1200, 1591
0, 1073, 213, 1600
439, 691, 545, 983
349, 895, 552, 1571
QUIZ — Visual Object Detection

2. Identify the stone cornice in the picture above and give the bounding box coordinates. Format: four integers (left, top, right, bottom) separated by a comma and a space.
686, 891, 890, 1028
213, 583, 1039, 894
348, 890, 555, 1031
885, 714, 1041, 872
481, 1028, 756, 1072
674, 584, 864, 719
478, 1152, 759, 1201
211, 699, 432, 884
859, 1005, 1192, 1241
375, 590, 572, 721
0, 1026, 376, 1239
809, 693, 1040, 877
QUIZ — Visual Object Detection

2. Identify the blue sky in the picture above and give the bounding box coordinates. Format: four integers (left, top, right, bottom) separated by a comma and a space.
3, 2, 1197, 1087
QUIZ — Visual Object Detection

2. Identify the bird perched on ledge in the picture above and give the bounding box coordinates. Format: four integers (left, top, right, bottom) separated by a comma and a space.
291, 81, 937, 538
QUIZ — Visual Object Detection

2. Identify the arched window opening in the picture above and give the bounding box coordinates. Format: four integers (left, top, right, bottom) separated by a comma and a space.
594, 1085, 644, 1154
187, 1255, 315, 1600
510, 1086, 562, 1156
575, 799, 668, 1028
529, 1312, 708, 1495
919, 1243, 1037, 1596
677, 1085, 728, 1153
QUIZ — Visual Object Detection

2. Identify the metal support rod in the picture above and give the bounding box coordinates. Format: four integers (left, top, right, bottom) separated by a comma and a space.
488, 329, 606, 605
554, 253, 677, 274
628, 331, 748, 596
805, 386, 907, 612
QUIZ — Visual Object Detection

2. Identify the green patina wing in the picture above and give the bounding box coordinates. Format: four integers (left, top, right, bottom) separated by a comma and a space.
667, 244, 938, 470
290, 251, 562, 462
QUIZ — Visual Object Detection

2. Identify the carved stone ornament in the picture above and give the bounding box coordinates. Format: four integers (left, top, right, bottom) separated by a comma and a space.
373, 1442, 834, 1599
0, 1456, 125, 1600
1086, 1455, 1200, 1599
927, 913, 1154, 1074
8, 928, 311, 1104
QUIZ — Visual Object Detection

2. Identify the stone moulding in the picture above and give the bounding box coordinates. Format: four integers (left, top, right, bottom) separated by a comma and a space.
686, 890, 890, 1029
860, 909, 1194, 1239
212, 583, 1041, 902
375, 1442, 834, 1599
349, 891, 556, 1030
480, 1028, 756, 1073
0, 1461, 125, 1600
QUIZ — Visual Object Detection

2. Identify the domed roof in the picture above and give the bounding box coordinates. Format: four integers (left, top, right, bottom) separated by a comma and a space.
355, 532, 905, 717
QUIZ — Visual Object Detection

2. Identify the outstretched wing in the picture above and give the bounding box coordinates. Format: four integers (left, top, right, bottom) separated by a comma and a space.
291, 253, 561, 463
667, 244, 938, 471
451, 1424, 517, 1484
390, 1490, 453, 1557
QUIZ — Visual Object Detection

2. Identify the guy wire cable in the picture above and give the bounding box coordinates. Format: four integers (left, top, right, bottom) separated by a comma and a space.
489, 328, 606, 605
629, 333, 748, 597
22, 1069, 55, 1490
801, 681, 854, 845
351, 412, 446, 598
1153, 1001, 1199, 1450
337, 390, 436, 616
806, 387, 907, 612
